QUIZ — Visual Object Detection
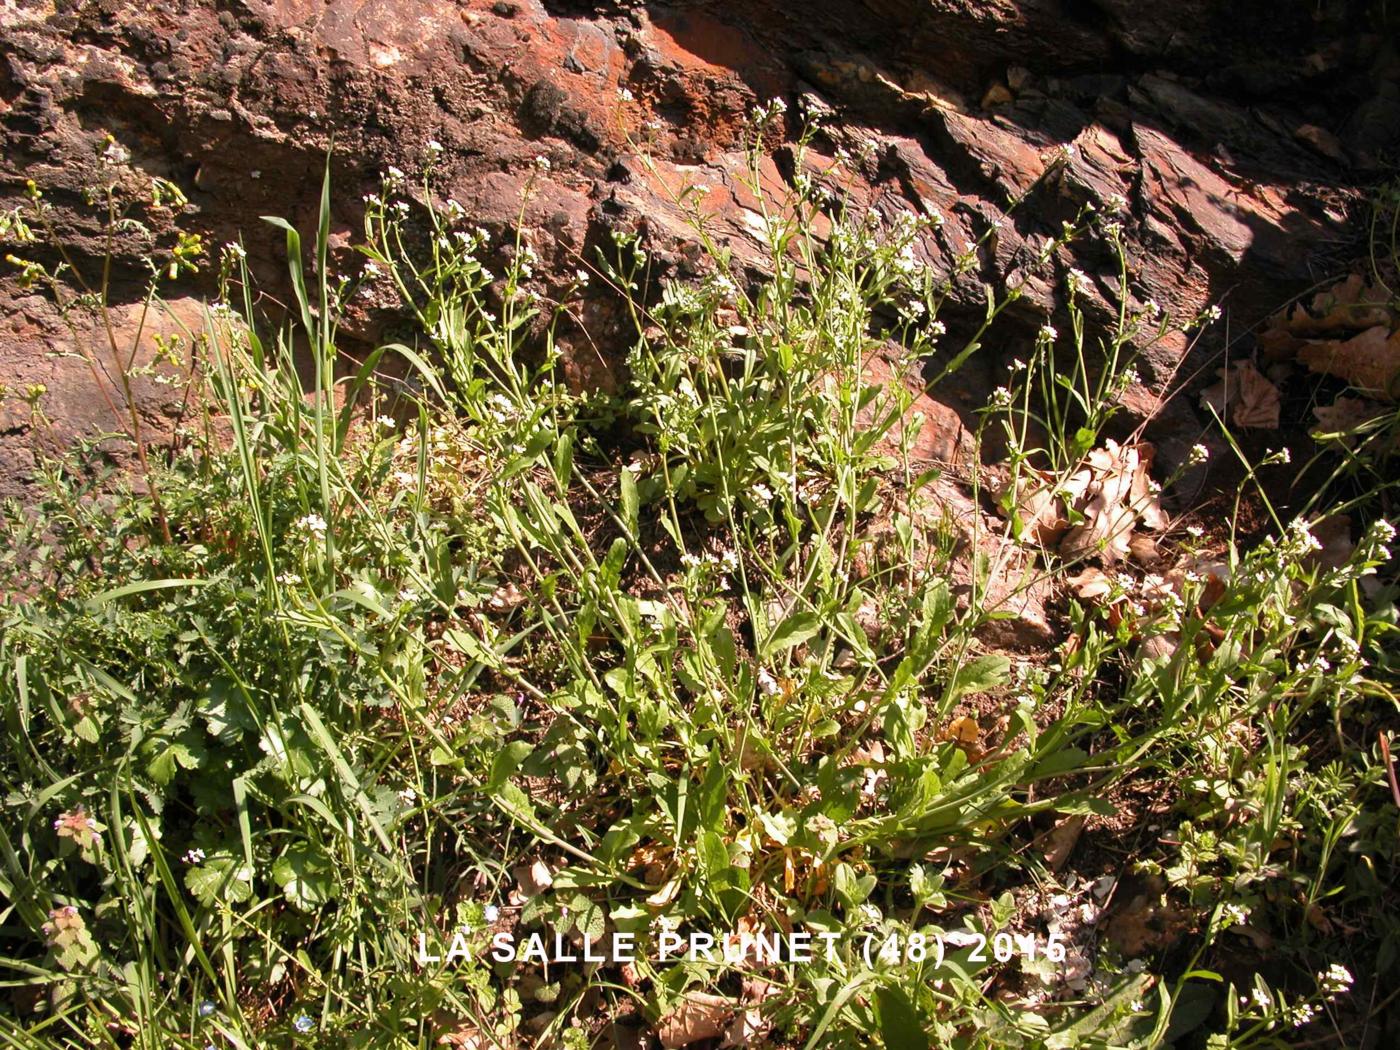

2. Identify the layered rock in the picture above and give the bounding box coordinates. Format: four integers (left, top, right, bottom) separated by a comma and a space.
2, 0, 1393, 501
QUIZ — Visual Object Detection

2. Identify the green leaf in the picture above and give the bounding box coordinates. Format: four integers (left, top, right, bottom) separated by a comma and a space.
271, 844, 334, 911
619, 466, 639, 535
185, 856, 253, 908
948, 653, 1011, 701
765, 610, 821, 656
489, 741, 534, 790
875, 985, 929, 1050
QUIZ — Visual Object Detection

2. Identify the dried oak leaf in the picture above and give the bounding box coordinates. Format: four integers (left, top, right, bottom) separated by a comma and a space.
1313, 395, 1385, 444
1200, 360, 1280, 428
1060, 442, 1165, 562
1298, 326, 1400, 399
1066, 566, 1113, 600
995, 467, 1088, 547
657, 993, 735, 1049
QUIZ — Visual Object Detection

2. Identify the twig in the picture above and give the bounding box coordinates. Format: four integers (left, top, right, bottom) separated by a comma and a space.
1380, 733, 1400, 809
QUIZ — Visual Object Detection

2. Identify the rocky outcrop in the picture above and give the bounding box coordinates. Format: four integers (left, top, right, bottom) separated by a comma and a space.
2, 0, 1393, 501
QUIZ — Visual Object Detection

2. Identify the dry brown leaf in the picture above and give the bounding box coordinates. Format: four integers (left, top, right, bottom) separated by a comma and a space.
1066, 566, 1113, 600
514, 858, 553, 899
1313, 395, 1385, 443
995, 468, 1082, 547
657, 993, 735, 1048
1001, 442, 1165, 564
1061, 443, 1147, 562
1294, 123, 1348, 163
1298, 326, 1400, 399
1165, 556, 1230, 610
1042, 814, 1087, 870
942, 716, 981, 755
646, 877, 681, 908
1200, 360, 1281, 428
436, 1024, 487, 1048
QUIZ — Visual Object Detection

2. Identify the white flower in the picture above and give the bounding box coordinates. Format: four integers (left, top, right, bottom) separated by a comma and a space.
575, 268, 590, 286
275, 572, 302, 586
750, 482, 773, 502
1188, 443, 1210, 466
617, 86, 635, 101
222, 242, 246, 261
1010, 358, 1028, 371
426, 139, 444, 153
990, 386, 1014, 408
1221, 903, 1250, 927
483, 904, 500, 923
398, 586, 419, 603
1104, 192, 1128, 213
1319, 963, 1353, 996
533, 155, 551, 172
183, 848, 206, 864
295, 513, 328, 537
385, 165, 406, 183
398, 786, 418, 805
375, 414, 396, 430
363, 261, 382, 279
1038, 322, 1058, 342
1066, 268, 1090, 297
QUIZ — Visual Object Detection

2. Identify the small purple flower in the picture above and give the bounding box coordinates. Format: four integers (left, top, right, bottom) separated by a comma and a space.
483, 904, 500, 923
294, 1014, 314, 1033
198, 999, 216, 1018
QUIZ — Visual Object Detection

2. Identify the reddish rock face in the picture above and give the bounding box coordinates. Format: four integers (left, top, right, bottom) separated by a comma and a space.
0, 0, 1388, 498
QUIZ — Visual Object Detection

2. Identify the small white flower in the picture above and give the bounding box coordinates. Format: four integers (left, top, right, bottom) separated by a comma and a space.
1010, 358, 1028, 371
222, 242, 247, 261
1222, 903, 1250, 927
1188, 443, 1210, 466
1038, 322, 1058, 342
483, 904, 500, 923
295, 513, 328, 537
398, 786, 418, 805
533, 154, 551, 172
1319, 963, 1353, 996
990, 386, 1014, 408
426, 139, 444, 153
386, 165, 406, 183
183, 848, 206, 864
575, 268, 590, 286
1104, 192, 1128, 213
617, 86, 634, 101
375, 414, 396, 430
